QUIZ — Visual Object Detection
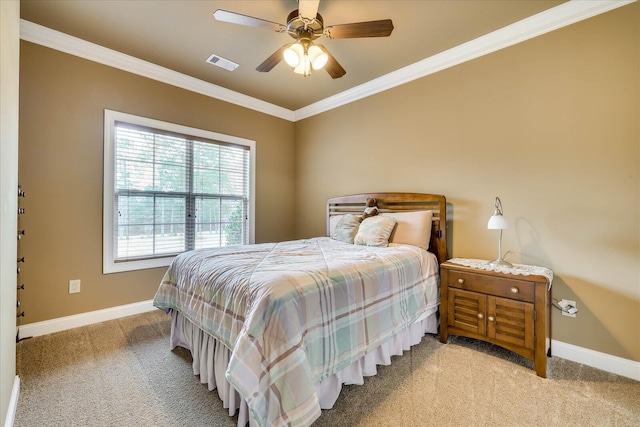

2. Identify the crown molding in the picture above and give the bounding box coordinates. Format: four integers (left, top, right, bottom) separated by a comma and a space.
293, 0, 636, 121
19, 19, 295, 122
20, 0, 634, 123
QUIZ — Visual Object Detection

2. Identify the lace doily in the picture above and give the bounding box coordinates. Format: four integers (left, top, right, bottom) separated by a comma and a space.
447, 258, 553, 289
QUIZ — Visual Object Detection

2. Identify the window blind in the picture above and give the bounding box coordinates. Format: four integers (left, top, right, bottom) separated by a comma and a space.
113, 122, 249, 262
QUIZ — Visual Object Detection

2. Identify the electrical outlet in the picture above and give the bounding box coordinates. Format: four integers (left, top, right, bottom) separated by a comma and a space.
69, 279, 81, 294
562, 299, 576, 318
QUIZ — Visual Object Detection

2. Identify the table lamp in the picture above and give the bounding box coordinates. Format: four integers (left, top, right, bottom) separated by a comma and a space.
487, 197, 512, 267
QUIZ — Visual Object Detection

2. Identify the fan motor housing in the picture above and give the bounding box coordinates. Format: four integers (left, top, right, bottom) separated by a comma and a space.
286, 10, 324, 39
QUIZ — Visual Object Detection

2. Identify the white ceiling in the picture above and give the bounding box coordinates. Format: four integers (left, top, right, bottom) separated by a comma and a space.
19, 1, 631, 117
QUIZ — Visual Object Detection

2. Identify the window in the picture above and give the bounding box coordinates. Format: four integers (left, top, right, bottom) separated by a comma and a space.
103, 110, 255, 273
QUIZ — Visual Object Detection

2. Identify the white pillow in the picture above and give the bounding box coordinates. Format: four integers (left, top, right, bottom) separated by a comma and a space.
329, 215, 344, 237
381, 210, 433, 250
354, 216, 397, 247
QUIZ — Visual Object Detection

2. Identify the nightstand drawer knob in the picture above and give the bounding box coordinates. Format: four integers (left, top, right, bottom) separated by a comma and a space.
457, 278, 465, 284
510, 287, 519, 294
488, 316, 495, 322
477, 313, 484, 319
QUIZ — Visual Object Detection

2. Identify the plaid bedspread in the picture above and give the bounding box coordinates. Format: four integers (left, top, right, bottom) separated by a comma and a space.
153, 237, 439, 427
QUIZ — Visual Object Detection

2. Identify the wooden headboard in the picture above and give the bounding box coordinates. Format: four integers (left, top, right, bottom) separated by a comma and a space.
326, 192, 448, 264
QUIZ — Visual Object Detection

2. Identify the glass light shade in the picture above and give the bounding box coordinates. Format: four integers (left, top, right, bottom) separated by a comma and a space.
487, 214, 509, 230
283, 43, 303, 67
293, 55, 311, 76
308, 45, 328, 70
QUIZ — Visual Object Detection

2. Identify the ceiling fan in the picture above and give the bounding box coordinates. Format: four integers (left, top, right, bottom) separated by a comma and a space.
213, 0, 394, 78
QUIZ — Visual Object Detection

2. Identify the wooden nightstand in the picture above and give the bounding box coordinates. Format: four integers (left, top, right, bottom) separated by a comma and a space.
439, 259, 552, 377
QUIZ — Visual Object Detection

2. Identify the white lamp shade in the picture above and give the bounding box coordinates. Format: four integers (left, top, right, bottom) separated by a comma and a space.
487, 214, 509, 230
308, 45, 328, 70
293, 55, 311, 76
283, 43, 303, 67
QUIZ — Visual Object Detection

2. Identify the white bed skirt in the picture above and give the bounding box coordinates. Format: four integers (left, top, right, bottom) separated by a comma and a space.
170, 309, 438, 426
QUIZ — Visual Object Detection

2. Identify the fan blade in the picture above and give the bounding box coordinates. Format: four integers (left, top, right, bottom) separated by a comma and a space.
316, 44, 346, 79
298, 0, 320, 21
213, 10, 286, 33
256, 45, 289, 72
324, 19, 394, 39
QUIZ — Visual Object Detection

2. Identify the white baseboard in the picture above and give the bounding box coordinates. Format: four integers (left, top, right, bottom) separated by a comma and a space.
552, 339, 640, 381
3, 376, 19, 427
14, 301, 639, 381
17, 300, 156, 339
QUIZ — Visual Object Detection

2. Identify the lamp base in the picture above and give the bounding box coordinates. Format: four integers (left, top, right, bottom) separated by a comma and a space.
488, 258, 513, 268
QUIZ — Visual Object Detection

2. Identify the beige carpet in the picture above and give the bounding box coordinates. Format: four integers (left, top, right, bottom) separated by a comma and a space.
15, 310, 639, 426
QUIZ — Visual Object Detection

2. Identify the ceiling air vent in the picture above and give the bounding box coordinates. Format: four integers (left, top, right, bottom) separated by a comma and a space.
206, 54, 239, 71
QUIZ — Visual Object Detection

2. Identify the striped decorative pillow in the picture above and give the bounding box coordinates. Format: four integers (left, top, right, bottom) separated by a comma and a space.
354, 216, 397, 247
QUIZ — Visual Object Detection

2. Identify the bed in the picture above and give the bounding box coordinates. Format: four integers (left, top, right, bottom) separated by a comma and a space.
153, 192, 447, 427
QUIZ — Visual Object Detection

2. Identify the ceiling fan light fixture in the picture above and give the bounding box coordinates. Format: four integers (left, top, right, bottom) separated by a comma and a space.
283, 43, 303, 67
286, 41, 326, 76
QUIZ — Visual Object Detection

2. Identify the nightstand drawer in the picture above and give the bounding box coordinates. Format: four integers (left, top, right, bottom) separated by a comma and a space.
447, 270, 534, 303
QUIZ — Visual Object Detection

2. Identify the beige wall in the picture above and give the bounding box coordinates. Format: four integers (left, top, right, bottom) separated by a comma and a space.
295, 4, 639, 362
18, 42, 296, 323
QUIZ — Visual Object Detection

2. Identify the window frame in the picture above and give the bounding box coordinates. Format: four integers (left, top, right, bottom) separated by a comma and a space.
103, 109, 256, 274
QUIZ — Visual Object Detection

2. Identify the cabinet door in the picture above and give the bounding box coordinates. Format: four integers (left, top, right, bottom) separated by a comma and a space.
448, 288, 486, 336
487, 296, 534, 350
